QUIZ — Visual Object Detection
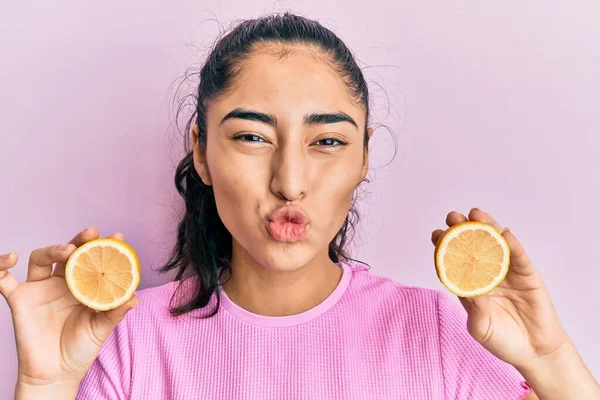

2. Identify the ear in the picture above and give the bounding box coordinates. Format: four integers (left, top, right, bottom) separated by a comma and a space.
359, 127, 373, 184
191, 124, 212, 186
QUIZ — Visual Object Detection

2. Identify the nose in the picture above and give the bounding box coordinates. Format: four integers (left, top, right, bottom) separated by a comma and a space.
270, 143, 308, 202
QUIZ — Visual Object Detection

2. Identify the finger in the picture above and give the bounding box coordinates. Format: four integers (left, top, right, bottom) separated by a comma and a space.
52, 226, 100, 278
52, 231, 124, 278
502, 228, 536, 275
68, 226, 100, 247
109, 232, 125, 241
458, 295, 493, 344
0, 252, 20, 299
468, 208, 505, 234
433, 211, 468, 247
0, 252, 18, 270
27, 244, 76, 282
90, 295, 140, 343
446, 211, 468, 227
431, 229, 445, 246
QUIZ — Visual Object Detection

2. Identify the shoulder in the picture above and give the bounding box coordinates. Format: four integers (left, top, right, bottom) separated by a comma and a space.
344, 261, 447, 313
134, 279, 181, 313
343, 262, 491, 341
77, 281, 185, 399
345, 263, 530, 398
343, 261, 457, 332
125, 277, 216, 327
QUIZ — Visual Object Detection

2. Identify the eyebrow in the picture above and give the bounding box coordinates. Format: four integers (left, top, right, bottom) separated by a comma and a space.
219, 107, 358, 129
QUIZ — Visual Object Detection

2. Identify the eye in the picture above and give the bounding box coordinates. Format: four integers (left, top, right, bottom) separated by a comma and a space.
313, 137, 348, 147
233, 133, 267, 143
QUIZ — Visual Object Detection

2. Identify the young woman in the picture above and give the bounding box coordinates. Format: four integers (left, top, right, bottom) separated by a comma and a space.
2, 12, 598, 400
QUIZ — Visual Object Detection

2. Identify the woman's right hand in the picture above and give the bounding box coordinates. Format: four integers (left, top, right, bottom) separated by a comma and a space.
0, 227, 139, 393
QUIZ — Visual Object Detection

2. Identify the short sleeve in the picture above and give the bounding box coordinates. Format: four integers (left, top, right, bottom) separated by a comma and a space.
76, 318, 131, 400
436, 291, 531, 400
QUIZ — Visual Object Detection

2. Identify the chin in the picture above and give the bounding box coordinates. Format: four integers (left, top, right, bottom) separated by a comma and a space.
254, 243, 317, 272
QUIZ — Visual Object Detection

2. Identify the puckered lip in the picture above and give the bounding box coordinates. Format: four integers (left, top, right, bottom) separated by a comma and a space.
266, 205, 310, 225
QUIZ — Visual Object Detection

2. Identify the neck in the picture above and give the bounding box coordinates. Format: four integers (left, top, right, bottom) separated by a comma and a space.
221, 248, 343, 317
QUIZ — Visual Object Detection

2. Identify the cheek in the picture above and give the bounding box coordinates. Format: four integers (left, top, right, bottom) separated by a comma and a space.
210, 164, 253, 221
207, 142, 247, 198
210, 166, 256, 244
312, 158, 363, 222
319, 173, 356, 203
318, 153, 363, 199
207, 149, 268, 233
210, 155, 270, 201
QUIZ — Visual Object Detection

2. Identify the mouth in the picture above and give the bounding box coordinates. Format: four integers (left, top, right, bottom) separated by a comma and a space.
266, 206, 310, 243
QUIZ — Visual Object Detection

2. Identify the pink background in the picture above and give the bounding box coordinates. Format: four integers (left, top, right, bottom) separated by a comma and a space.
1, 1, 599, 396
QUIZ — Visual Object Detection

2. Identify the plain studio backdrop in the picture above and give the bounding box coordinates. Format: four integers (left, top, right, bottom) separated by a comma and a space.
1, 1, 599, 397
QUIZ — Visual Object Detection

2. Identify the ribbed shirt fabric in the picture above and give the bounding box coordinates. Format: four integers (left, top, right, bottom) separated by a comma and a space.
77, 262, 531, 399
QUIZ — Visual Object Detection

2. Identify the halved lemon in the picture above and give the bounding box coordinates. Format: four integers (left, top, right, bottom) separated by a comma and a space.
434, 221, 510, 297
65, 238, 140, 311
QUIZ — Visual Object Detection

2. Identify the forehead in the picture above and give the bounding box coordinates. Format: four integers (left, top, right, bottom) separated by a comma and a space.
210, 44, 366, 126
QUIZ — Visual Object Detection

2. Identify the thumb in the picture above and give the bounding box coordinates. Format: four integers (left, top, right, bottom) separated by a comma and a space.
92, 295, 140, 343
458, 295, 492, 343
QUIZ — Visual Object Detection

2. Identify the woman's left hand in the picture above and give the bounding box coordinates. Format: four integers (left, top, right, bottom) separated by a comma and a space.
431, 208, 569, 371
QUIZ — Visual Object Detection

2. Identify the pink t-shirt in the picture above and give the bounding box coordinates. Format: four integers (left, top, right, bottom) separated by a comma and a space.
77, 262, 531, 399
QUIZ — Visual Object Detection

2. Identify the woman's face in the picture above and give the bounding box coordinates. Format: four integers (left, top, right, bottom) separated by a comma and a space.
192, 44, 370, 272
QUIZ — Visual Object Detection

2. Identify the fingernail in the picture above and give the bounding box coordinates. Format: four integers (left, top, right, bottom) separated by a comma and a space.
85, 226, 97, 232
1, 253, 12, 259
